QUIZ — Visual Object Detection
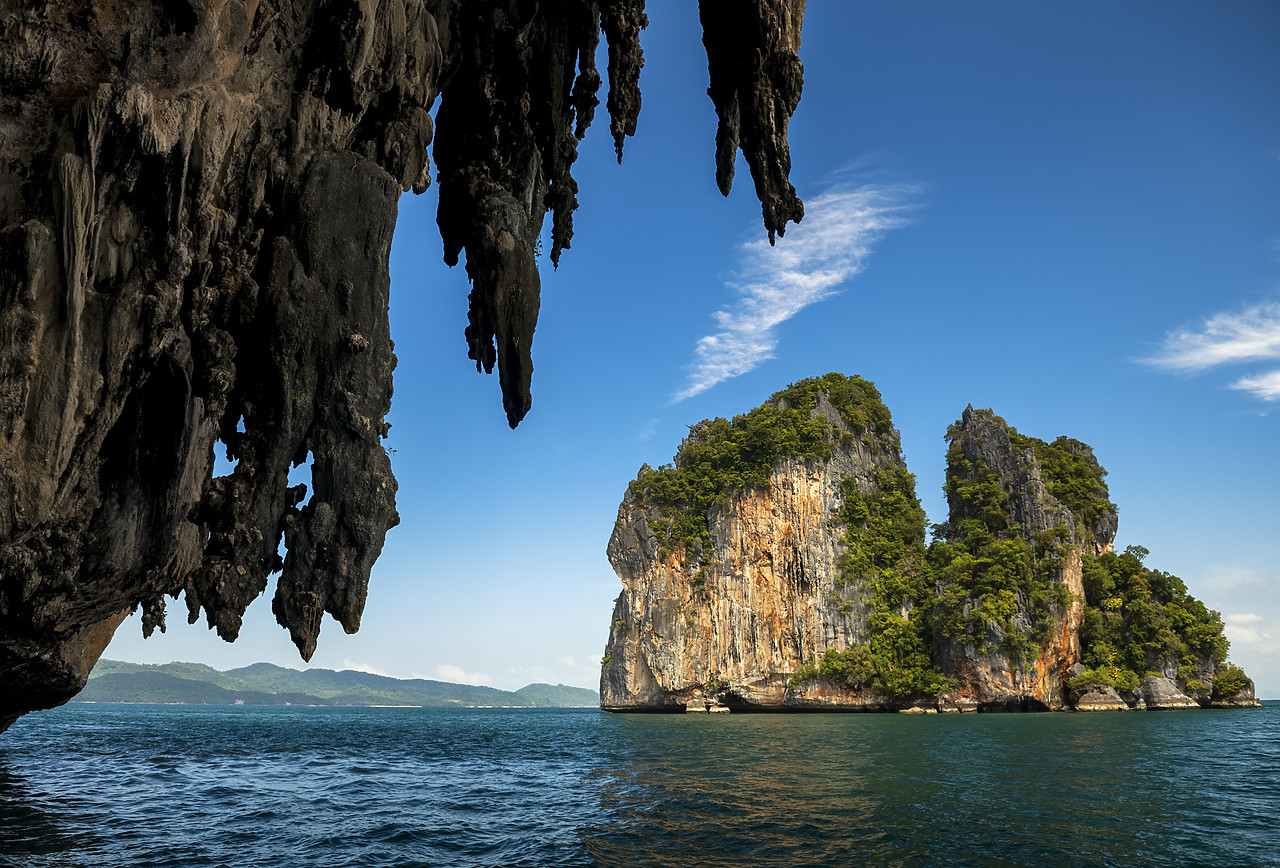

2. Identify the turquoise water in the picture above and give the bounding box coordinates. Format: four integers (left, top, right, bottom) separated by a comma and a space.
1, 703, 1277, 866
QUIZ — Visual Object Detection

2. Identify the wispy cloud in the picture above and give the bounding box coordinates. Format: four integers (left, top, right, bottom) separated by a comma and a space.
506, 664, 559, 687
435, 663, 492, 686
1141, 300, 1280, 403
673, 179, 918, 402
505, 653, 601, 690
1225, 613, 1279, 654
1232, 369, 1280, 401
1143, 300, 1280, 371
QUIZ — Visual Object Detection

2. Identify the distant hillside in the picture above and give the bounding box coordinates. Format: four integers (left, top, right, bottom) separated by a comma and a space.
75, 661, 600, 708
515, 683, 601, 707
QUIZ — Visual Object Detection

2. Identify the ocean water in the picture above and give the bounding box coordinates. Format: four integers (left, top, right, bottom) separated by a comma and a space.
1, 703, 1277, 867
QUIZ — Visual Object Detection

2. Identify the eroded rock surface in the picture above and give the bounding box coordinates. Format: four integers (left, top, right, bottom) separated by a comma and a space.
601, 384, 1251, 714
601, 377, 915, 711
934, 405, 1117, 711
1209, 680, 1263, 709
0, 1, 809, 730
1132, 675, 1200, 711
1071, 685, 1129, 712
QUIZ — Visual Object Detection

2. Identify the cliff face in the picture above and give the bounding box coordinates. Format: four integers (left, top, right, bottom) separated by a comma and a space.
601, 382, 1252, 713
933, 406, 1118, 710
602, 451, 855, 710
601, 375, 921, 711
0, 1, 809, 730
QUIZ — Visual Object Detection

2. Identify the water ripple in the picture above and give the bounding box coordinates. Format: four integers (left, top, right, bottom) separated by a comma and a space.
1, 704, 1279, 866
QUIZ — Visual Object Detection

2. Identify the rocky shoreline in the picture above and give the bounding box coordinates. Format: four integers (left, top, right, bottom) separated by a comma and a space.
603, 671, 1262, 714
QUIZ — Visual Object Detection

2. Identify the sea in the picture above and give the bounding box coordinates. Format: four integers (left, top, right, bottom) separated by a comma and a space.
1, 702, 1277, 867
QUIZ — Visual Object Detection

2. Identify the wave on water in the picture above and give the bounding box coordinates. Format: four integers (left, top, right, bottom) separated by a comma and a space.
2, 703, 1278, 867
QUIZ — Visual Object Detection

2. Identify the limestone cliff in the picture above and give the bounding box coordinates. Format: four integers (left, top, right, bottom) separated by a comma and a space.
936, 407, 1244, 711
601, 381, 1254, 713
0, 1, 809, 730
931, 405, 1118, 710
601, 374, 930, 711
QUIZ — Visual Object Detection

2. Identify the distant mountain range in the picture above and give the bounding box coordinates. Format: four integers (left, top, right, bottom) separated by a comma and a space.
74, 660, 600, 708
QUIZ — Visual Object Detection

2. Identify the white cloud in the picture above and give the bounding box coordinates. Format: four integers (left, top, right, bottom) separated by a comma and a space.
1225, 613, 1280, 655
1200, 563, 1276, 593
435, 663, 492, 685
507, 664, 556, 684
1226, 622, 1278, 653
1143, 300, 1280, 372
504, 654, 602, 690
673, 180, 918, 401
1231, 369, 1280, 401
342, 660, 389, 677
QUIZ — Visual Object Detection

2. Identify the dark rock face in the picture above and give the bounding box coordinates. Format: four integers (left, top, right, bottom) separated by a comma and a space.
0, 0, 809, 731
699, 0, 806, 242
945, 406, 1118, 553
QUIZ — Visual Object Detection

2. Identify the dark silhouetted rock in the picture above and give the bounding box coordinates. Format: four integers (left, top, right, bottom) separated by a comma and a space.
0, 0, 809, 731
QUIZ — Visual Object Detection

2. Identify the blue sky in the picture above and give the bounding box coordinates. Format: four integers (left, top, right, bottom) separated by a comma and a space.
106, 2, 1280, 697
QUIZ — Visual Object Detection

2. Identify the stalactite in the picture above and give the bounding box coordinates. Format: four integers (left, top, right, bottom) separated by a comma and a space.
0, 0, 808, 731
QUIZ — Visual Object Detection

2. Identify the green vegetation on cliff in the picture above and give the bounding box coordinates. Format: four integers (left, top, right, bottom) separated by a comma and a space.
1074, 545, 1229, 694
1211, 663, 1252, 699
934, 409, 1244, 695
1018, 434, 1113, 530
629, 373, 896, 560
634, 373, 953, 701
624, 388, 1252, 706
943, 409, 1114, 543
930, 411, 1090, 663
824, 468, 954, 697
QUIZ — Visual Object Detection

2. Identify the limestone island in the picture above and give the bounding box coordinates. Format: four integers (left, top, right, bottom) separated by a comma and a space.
600, 374, 1261, 713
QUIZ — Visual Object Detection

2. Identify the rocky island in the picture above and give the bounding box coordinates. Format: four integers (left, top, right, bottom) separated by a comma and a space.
0, 0, 808, 731
600, 374, 1261, 712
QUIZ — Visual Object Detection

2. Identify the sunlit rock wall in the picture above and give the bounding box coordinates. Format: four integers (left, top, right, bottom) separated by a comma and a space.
601, 393, 905, 711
